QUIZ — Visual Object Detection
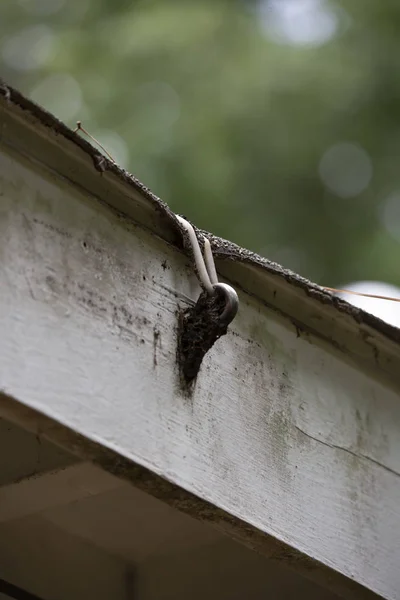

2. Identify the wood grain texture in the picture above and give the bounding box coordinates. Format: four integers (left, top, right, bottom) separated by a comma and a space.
2, 86, 400, 389
1, 140, 400, 598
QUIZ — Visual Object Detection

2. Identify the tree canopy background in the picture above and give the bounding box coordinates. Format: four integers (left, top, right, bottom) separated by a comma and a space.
2, 0, 400, 291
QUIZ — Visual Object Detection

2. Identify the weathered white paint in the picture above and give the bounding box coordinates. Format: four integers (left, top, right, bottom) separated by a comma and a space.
1, 144, 399, 600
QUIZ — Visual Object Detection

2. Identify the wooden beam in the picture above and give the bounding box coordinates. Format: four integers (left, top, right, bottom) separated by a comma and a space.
1, 86, 400, 600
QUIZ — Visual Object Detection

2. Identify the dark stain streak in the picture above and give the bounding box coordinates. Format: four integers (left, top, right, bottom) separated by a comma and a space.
32, 217, 72, 239
153, 327, 161, 367
45, 274, 56, 290
44, 274, 142, 334
156, 282, 193, 304
278, 370, 291, 397
118, 304, 134, 326
116, 324, 138, 339
295, 425, 400, 478
80, 239, 103, 255
24, 274, 36, 300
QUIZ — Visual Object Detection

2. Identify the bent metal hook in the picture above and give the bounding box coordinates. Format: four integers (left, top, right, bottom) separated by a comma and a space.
176, 215, 239, 326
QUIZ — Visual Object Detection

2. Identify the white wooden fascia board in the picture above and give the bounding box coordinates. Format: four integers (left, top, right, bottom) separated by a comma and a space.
1, 88, 400, 388
1, 88, 400, 599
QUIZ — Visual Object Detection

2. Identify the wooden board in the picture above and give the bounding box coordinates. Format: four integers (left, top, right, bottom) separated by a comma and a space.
1, 94, 400, 599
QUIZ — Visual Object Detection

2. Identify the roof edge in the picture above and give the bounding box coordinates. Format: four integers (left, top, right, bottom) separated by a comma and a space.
1, 80, 399, 386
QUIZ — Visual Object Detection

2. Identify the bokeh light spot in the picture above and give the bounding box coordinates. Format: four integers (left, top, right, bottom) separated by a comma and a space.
259, 0, 339, 47
31, 74, 82, 122
380, 192, 400, 242
2, 25, 55, 71
136, 81, 181, 129
18, 0, 66, 16
319, 142, 372, 198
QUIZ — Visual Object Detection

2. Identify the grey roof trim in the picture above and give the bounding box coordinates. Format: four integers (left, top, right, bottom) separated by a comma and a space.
1, 81, 399, 386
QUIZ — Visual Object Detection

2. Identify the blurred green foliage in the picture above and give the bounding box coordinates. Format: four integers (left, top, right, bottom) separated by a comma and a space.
2, 0, 400, 287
